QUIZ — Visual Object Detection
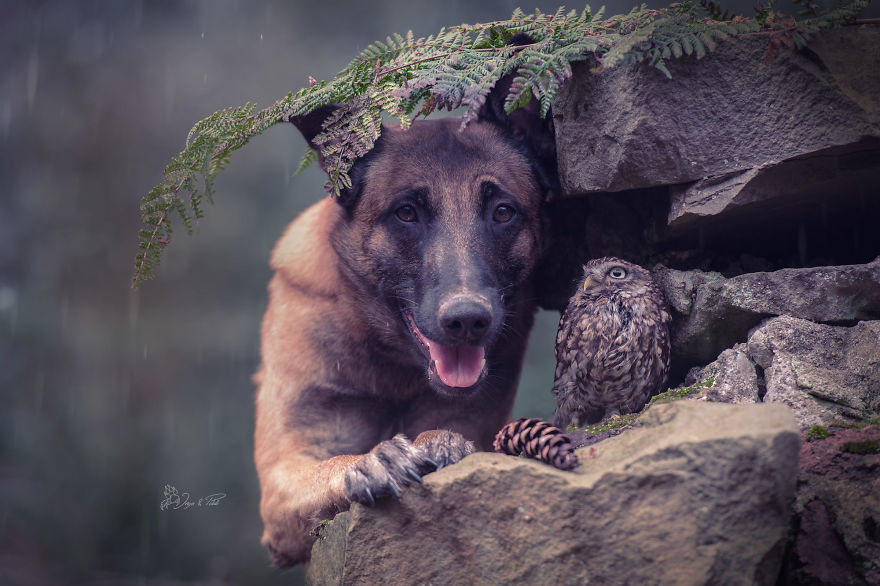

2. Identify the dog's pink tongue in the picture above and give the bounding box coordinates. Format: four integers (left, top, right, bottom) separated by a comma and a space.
428, 342, 485, 388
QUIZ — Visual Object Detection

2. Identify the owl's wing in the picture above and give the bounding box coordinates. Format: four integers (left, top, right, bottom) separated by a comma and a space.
552, 306, 582, 395
613, 312, 672, 412
553, 300, 605, 384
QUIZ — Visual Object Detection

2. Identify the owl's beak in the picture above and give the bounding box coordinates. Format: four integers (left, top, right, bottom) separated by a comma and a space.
582, 276, 594, 291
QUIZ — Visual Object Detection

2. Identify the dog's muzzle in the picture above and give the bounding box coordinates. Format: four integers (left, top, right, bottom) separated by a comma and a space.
403, 309, 488, 389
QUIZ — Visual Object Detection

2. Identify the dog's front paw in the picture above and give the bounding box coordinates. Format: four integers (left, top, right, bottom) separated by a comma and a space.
344, 434, 434, 506
416, 429, 476, 469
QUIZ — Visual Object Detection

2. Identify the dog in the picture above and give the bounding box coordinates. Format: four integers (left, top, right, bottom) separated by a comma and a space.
254, 74, 558, 567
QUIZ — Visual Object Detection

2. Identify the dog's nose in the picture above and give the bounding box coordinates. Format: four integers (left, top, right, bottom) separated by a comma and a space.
439, 297, 492, 343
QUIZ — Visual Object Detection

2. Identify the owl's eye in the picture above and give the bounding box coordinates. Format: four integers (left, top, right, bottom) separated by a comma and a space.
609, 267, 627, 279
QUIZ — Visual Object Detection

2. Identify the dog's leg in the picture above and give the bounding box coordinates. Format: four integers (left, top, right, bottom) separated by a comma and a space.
259, 433, 436, 566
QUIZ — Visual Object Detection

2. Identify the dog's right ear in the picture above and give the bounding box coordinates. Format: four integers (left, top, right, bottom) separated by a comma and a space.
479, 34, 559, 199
288, 105, 371, 208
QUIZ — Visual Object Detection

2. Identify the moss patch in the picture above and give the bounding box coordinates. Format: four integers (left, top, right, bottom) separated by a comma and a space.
566, 374, 717, 437
827, 417, 880, 431
840, 439, 879, 455
647, 374, 717, 409
806, 425, 830, 441
570, 413, 638, 435
310, 519, 332, 539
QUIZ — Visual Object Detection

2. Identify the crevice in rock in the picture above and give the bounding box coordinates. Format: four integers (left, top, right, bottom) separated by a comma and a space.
669, 310, 774, 383
863, 516, 880, 544
754, 362, 767, 402
537, 174, 880, 312
657, 180, 880, 277
819, 318, 863, 327
795, 45, 830, 74
777, 513, 804, 586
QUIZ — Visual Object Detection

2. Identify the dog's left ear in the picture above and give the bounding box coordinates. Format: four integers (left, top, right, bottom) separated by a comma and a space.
288, 104, 339, 167
479, 34, 559, 198
288, 105, 373, 208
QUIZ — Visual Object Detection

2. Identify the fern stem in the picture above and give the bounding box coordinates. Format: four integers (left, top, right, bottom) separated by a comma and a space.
375, 43, 538, 78
132, 177, 186, 284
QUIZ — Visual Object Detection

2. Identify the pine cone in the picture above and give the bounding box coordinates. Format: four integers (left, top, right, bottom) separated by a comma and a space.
493, 418, 580, 471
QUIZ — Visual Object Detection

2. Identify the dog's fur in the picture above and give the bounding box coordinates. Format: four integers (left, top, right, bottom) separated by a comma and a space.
254, 81, 556, 566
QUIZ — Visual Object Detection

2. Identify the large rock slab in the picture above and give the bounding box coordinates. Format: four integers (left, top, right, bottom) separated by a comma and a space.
654, 258, 880, 367
688, 316, 880, 427
553, 27, 880, 196
308, 401, 800, 585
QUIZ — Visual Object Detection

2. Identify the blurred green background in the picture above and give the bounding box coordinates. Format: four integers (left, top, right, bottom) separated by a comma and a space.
3, 0, 873, 584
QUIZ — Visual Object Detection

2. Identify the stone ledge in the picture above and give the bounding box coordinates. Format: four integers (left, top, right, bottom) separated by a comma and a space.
308, 401, 800, 585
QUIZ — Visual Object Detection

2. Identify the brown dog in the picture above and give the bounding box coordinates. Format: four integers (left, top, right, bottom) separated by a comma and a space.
254, 80, 557, 566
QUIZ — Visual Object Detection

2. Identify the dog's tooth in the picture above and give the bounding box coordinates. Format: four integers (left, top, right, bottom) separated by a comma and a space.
480, 359, 486, 371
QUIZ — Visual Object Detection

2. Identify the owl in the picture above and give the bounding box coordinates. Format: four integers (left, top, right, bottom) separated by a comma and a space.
552, 257, 672, 428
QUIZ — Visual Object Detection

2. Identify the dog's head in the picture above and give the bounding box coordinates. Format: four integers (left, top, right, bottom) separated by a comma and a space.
291, 77, 556, 394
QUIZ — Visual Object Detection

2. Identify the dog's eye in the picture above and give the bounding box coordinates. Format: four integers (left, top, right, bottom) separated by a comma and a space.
395, 204, 418, 223
609, 267, 627, 279
493, 204, 516, 223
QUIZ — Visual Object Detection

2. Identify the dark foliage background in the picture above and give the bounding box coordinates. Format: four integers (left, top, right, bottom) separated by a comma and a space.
2, 0, 873, 584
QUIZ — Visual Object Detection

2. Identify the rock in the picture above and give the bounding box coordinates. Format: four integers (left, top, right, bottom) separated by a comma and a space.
651, 266, 724, 316
654, 258, 880, 367
750, 317, 880, 428
666, 142, 880, 234
688, 316, 880, 428
689, 345, 761, 405
780, 424, 880, 585
553, 27, 880, 195
308, 401, 800, 585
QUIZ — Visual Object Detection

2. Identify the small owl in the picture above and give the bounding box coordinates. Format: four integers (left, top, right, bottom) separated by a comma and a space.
552, 257, 672, 428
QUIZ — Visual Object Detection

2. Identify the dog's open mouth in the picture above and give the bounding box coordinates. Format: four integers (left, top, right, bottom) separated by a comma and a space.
403, 310, 487, 389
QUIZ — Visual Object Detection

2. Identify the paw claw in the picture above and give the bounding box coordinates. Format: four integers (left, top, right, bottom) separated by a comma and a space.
405, 466, 422, 483
388, 479, 402, 498
344, 435, 431, 506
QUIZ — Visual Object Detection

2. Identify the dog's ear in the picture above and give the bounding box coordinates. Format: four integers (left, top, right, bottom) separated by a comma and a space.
288, 105, 372, 208
479, 34, 559, 198
288, 104, 339, 157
